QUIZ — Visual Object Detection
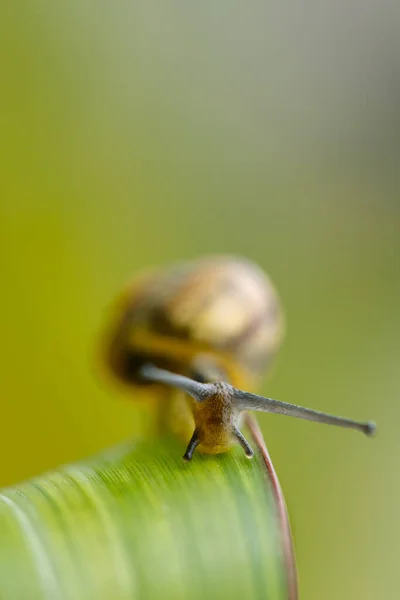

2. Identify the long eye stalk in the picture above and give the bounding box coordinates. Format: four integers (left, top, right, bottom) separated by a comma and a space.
139, 363, 215, 402
234, 390, 376, 436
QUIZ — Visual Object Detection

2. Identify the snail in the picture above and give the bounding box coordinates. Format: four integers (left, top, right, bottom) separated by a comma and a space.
103, 256, 376, 461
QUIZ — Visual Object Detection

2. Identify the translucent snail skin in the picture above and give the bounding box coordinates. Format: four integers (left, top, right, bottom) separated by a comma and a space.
103, 255, 376, 461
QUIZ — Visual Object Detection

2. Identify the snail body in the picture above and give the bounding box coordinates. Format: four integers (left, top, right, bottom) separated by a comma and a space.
103, 256, 374, 461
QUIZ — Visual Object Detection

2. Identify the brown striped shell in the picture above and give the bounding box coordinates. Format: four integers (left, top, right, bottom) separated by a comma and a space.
104, 256, 285, 391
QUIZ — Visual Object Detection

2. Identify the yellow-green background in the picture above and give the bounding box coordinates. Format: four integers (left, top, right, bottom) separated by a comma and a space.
1, 3, 399, 599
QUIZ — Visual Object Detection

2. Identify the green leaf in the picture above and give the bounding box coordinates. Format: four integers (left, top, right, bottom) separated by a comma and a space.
0, 434, 296, 600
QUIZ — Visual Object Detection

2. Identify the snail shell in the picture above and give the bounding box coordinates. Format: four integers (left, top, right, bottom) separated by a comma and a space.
105, 255, 284, 392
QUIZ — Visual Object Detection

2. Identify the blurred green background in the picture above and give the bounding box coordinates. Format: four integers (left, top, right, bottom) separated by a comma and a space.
1, 3, 399, 599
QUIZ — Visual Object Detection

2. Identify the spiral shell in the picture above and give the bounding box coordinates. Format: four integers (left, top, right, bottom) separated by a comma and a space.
104, 255, 284, 391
